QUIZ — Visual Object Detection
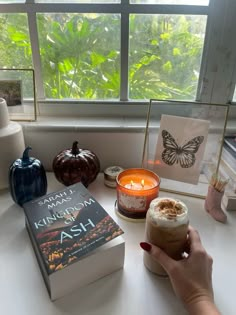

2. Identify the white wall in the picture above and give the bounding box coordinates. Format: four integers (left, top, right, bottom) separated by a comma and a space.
23, 128, 145, 171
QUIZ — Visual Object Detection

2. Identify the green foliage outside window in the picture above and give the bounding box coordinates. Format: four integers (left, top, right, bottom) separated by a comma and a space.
0, 13, 206, 101
37, 13, 120, 99
0, 14, 32, 69
129, 15, 206, 100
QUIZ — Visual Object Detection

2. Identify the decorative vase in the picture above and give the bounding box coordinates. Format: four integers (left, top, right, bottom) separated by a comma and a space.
9, 147, 48, 206
0, 98, 25, 190
205, 185, 227, 223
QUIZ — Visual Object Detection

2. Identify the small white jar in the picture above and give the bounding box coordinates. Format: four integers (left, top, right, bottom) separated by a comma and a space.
104, 166, 124, 188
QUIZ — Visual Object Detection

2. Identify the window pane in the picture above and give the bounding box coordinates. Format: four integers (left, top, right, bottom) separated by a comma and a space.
0, 14, 32, 69
130, 0, 209, 5
129, 14, 207, 100
37, 13, 120, 99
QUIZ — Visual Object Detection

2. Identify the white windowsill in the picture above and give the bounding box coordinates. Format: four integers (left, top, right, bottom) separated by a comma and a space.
21, 115, 236, 133
21, 116, 148, 132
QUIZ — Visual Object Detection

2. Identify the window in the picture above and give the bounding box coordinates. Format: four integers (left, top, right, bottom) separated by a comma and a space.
0, 0, 235, 117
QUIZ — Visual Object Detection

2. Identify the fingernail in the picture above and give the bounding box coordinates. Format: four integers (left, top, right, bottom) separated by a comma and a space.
140, 242, 152, 252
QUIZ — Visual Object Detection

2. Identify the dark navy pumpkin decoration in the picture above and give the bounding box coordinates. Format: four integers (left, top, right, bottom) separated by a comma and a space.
9, 147, 47, 206
52, 141, 100, 187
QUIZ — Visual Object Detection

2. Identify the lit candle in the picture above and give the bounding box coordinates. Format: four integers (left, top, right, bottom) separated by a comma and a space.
116, 168, 160, 219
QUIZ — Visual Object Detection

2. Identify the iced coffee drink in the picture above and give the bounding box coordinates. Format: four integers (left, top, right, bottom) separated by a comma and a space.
143, 197, 189, 276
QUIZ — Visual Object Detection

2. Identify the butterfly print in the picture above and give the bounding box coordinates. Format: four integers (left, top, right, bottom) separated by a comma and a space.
161, 130, 204, 168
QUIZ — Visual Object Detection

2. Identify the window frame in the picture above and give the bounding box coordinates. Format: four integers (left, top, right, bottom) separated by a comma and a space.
0, 0, 236, 119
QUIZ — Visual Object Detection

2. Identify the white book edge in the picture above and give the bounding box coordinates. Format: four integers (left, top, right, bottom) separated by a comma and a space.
50, 236, 125, 301
222, 195, 236, 211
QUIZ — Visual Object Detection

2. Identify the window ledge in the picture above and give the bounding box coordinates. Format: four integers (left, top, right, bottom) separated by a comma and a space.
21, 116, 147, 133
21, 116, 236, 134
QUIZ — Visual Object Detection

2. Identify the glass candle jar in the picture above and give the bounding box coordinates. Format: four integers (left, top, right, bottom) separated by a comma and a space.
116, 168, 160, 219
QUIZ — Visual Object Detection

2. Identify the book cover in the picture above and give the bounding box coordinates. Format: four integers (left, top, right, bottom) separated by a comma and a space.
222, 193, 236, 211
23, 182, 124, 300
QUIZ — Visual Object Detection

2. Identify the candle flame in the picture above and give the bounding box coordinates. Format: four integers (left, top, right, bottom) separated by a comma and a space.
130, 180, 134, 187
141, 179, 145, 188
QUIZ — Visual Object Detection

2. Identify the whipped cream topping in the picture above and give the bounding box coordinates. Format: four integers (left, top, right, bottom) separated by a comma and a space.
148, 197, 189, 227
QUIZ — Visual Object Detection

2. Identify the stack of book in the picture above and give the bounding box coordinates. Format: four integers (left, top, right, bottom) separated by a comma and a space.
23, 182, 125, 300
221, 135, 236, 211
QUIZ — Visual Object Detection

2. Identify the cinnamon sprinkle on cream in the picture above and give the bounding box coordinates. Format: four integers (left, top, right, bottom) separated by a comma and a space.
154, 199, 184, 219
148, 197, 188, 226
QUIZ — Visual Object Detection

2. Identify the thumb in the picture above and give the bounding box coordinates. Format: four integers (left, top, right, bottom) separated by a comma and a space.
149, 243, 176, 273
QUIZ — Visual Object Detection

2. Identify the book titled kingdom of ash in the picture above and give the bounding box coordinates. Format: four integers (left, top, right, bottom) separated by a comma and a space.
23, 182, 125, 300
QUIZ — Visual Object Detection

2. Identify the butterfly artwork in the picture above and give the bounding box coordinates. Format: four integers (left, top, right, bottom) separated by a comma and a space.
161, 130, 204, 168
152, 115, 209, 185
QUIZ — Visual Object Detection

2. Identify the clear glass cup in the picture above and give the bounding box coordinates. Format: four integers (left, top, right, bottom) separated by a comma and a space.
143, 197, 189, 276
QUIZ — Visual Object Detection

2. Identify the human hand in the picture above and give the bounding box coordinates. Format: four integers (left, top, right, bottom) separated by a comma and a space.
140, 226, 220, 314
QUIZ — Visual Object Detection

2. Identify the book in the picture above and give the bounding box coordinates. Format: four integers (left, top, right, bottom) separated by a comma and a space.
221, 144, 236, 177
222, 193, 236, 211
23, 182, 125, 301
224, 135, 236, 153
222, 135, 236, 174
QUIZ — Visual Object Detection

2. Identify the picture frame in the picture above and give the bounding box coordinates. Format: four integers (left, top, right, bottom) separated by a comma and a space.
0, 68, 37, 121
142, 99, 230, 199
0, 79, 22, 106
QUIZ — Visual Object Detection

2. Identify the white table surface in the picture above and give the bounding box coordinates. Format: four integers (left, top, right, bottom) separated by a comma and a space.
1, 173, 235, 315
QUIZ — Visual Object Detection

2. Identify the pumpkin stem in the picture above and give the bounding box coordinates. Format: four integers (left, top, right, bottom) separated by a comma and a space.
71, 141, 79, 156
22, 146, 32, 165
